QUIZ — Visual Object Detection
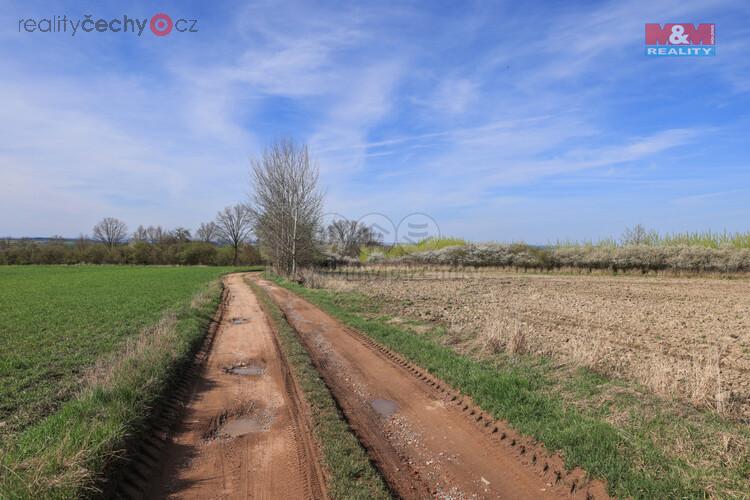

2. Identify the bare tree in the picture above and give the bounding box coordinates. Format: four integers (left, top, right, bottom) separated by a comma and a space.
196, 222, 217, 242
214, 204, 253, 265
145, 225, 166, 245
132, 225, 148, 242
172, 227, 191, 243
75, 234, 89, 259
92, 217, 128, 250
327, 219, 376, 257
132, 225, 170, 245
249, 139, 324, 276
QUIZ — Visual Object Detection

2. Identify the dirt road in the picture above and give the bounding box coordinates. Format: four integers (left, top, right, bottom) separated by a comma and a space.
144, 274, 325, 499
133, 274, 604, 499
255, 277, 607, 499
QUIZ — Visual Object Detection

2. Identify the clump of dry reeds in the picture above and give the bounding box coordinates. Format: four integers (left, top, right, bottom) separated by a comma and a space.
639, 347, 730, 415
299, 268, 355, 292
506, 318, 527, 355
477, 315, 527, 356
298, 267, 323, 289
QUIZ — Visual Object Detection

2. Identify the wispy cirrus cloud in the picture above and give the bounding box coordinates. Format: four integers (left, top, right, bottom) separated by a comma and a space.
0, 0, 748, 241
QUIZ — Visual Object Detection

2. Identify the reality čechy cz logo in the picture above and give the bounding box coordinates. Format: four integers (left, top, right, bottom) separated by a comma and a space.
18, 13, 198, 37
645, 24, 715, 56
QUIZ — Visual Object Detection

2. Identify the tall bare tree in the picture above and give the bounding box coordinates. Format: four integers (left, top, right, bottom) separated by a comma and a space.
196, 222, 217, 242
249, 139, 324, 276
132, 225, 149, 242
145, 225, 167, 245
214, 204, 253, 265
92, 217, 128, 250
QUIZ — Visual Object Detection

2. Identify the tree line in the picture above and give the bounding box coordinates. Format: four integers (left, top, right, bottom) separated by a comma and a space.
0, 204, 262, 266
0, 230, 261, 266
1, 139, 351, 274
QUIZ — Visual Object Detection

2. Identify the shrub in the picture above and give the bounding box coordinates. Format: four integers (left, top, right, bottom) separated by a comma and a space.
394, 243, 750, 274
0, 240, 264, 267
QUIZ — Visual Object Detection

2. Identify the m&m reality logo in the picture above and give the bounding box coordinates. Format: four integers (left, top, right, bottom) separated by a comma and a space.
645, 24, 715, 56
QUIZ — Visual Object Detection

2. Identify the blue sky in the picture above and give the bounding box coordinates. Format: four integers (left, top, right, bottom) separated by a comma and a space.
1, 0, 748, 243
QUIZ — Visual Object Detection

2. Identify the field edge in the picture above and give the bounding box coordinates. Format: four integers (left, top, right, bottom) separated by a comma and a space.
265, 273, 728, 499
0, 276, 227, 499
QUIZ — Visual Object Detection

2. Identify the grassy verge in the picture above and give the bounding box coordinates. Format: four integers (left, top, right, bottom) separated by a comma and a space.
267, 274, 750, 499
0, 265, 245, 440
0, 277, 225, 498
247, 277, 390, 500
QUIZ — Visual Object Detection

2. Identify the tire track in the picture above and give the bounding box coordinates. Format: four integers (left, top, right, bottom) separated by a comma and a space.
109, 274, 326, 500
256, 277, 609, 500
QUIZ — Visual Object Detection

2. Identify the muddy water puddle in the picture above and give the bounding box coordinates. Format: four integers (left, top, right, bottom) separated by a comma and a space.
371, 398, 399, 418
219, 411, 273, 437
225, 360, 266, 376
231, 317, 248, 325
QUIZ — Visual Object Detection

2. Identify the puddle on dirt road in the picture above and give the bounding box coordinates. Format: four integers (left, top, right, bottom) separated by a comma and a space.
231, 317, 248, 325
218, 411, 273, 438
370, 399, 399, 418
226, 360, 266, 376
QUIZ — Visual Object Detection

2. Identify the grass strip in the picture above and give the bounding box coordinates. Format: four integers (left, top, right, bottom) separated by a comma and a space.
0, 279, 225, 499
247, 277, 390, 500
266, 274, 714, 499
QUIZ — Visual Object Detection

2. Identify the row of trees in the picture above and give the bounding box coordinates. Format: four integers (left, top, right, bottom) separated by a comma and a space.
3, 139, 387, 273
83, 140, 328, 273
0, 235, 261, 266
88, 204, 256, 266
76, 210, 257, 266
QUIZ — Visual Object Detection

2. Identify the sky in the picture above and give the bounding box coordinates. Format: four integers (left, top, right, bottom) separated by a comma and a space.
1, 0, 748, 243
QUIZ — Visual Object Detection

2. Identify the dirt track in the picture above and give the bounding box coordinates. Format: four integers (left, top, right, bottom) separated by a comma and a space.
143, 274, 325, 499
135, 274, 605, 499
255, 277, 607, 499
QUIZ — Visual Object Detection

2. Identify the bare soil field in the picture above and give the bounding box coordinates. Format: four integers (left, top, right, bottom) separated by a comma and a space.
319, 270, 750, 418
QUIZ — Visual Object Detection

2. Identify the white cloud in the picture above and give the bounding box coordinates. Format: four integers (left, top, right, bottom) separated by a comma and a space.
427, 78, 478, 115
0, 0, 747, 240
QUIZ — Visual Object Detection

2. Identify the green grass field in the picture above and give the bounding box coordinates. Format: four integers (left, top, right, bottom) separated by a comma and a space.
0, 266, 235, 441
0, 265, 250, 497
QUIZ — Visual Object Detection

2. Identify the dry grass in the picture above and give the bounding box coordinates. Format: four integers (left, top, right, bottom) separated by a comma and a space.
634, 348, 731, 415
298, 268, 323, 289
474, 315, 529, 357
79, 312, 178, 391
82, 285, 217, 393
568, 334, 609, 372
273, 273, 750, 498
506, 318, 527, 355
323, 271, 750, 419
299, 268, 355, 292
